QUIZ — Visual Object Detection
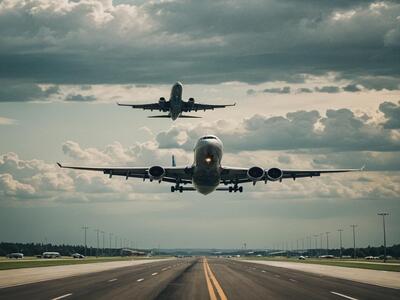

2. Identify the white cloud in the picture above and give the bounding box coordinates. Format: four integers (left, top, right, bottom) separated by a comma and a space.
0, 116, 17, 125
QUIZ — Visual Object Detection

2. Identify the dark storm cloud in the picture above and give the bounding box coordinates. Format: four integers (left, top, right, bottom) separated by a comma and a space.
0, 0, 399, 84
379, 101, 400, 129
343, 84, 362, 92
314, 86, 341, 93
0, 81, 59, 102
65, 94, 97, 102
263, 87, 291, 94
296, 88, 313, 93
156, 102, 400, 152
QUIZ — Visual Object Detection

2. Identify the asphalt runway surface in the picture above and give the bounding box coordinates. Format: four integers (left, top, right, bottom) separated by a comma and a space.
0, 257, 399, 300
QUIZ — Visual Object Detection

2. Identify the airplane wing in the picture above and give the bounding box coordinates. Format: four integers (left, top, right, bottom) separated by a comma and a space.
117, 102, 169, 112
220, 166, 364, 184
57, 163, 192, 184
182, 102, 236, 112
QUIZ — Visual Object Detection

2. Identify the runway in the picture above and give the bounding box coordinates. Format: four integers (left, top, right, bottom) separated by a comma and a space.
0, 258, 399, 300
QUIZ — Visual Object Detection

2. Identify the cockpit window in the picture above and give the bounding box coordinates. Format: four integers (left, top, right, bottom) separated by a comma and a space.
201, 136, 216, 140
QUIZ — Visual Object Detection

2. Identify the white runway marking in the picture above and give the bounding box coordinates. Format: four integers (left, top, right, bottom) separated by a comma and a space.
152, 272, 158, 276
261, 270, 266, 273
161, 267, 168, 271
108, 278, 118, 282
289, 278, 297, 283
330, 291, 359, 300
137, 278, 144, 282
52, 293, 72, 300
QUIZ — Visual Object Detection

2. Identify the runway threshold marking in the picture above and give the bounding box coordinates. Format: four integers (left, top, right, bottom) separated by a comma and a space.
137, 278, 144, 282
203, 258, 228, 300
108, 278, 118, 282
51, 293, 72, 300
152, 272, 158, 276
330, 291, 359, 300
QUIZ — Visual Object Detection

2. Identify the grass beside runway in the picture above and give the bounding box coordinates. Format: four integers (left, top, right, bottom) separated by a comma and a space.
0, 256, 167, 270
244, 257, 400, 272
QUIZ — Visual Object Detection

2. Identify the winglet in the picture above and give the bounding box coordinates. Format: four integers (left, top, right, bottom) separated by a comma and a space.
57, 162, 62, 168
172, 155, 176, 167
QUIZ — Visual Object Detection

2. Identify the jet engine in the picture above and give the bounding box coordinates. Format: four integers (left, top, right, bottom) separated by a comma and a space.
188, 97, 195, 103
247, 166, 265, 181
159, 97, 166, 110
148, 166, 165, 181
266, 167, 283, 181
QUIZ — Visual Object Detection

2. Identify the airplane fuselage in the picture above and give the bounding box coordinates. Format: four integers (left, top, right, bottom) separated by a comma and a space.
192, 135, 223, 195
169, 82, 183, 120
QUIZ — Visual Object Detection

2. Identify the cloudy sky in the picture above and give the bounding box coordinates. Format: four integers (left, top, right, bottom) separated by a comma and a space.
0, 0, 399, 249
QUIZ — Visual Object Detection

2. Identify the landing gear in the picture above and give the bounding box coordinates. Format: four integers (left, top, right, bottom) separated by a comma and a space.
171, 186, 183, 193
228, 185, 243, 193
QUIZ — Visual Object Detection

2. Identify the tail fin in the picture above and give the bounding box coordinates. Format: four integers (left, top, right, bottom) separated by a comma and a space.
172, 155, 176, 167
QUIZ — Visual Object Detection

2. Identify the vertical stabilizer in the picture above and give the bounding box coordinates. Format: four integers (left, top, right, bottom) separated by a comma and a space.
172, 155, 176, 167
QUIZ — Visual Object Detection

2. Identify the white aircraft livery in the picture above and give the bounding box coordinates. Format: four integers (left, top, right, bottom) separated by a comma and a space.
117, 82, 235, 120
58, 135, 363, 195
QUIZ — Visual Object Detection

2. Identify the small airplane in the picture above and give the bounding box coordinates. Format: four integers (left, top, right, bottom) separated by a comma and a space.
117, 82, 236, 120
58, 135, 364, 195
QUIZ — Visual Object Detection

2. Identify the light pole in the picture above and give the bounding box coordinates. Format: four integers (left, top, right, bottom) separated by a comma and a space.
313, 235, 318, 257
337, 229, 343, 258
94, 229, 100, 258
350, 225, 357, 259
325, 232, 330, 255
81, 226, 89, 257
319, 233, 323, 257
109, 232, 113, 257
101, 231, 105, 256
378, 213, 389, 262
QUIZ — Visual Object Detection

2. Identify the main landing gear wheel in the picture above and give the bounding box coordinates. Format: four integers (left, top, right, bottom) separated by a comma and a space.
228, 186, 243, 193
171, 186, 184, 193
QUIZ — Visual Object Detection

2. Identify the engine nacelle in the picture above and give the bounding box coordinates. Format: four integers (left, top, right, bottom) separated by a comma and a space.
188, 97, 195, 103
266, 167, 283, 181
247, 166, 265, 181
159, 97, 166, 102
148, 166, 165, 181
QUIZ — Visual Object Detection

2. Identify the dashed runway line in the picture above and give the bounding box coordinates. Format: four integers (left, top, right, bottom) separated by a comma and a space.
330, 291, 359, 300
51, 293, 72, 300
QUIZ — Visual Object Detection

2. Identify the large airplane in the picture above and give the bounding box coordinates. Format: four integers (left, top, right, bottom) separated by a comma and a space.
58, 135, 363, 195
117, 82, 235, 120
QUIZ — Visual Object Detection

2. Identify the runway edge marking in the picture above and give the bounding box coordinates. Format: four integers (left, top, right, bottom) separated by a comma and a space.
51, 293, 73, 300
204, 258, 228, 300
330, 291, 359, 300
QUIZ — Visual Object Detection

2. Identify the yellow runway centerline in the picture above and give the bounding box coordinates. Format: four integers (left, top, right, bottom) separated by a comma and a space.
203, 258, 228, 300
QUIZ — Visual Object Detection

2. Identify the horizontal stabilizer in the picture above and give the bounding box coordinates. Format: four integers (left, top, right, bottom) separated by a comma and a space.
148, 115, 171, 118
179, 115, 202, 118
